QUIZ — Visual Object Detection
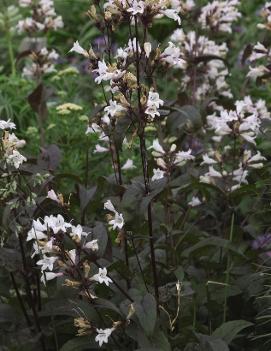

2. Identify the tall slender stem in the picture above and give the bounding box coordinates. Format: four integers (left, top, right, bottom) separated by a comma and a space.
223, 212, 235, 323
134, 17, 159, 305
10, 272, 32, 328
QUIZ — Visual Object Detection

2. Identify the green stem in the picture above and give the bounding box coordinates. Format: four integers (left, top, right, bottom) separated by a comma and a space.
223, 212, 235, 323
6, 26, 16, 76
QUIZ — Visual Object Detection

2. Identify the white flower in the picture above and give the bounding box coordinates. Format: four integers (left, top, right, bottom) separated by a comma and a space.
86, 123, 102, 135
36, 256, 57, 271
93, 144, 109, 153
247, 151, 266, 164
122, 159, 136, 170
0, 119, 16, 130
200, 154, 217, 165
44, 214, 71, 234
152, 168, 165, 181
147, 91, 164, 109
6, 150, 27, 169
42, 239, 54, 254
109, 212, 124, 230
27, 218, 47, 242
104, 200, 125, 229
84, 239, 99, 251
156, 157, 167, 169
207, 165, 223, 178
144, 42, 152, 58
127, 0, 145, 15
145, 105, 160, 119
68, 249, 76, 264
188, 196, 202, 207
170, 28, 186, 43
161, 42, 187, 69
47, 189, 60, 203
149, 139, 165, 157
93, 60, 109, 84
91, 268, 113, 286
95, 327, 114, 347
69, 41, 89, 57
41, 271, 62, 285
232, 167, 248, 185
71, 224, 88, 241
104, 100, 126, 118
174, 149, 195, 166
199, 0, 241, 33
250, 42, 269, 61
19, 0, 32, 7
27, 228, 47, 242
93, 60, 125, 84
247, 66, 269, 80
161, 9, 181, 25
104, 200, 117, 213
7, 133, 26, 148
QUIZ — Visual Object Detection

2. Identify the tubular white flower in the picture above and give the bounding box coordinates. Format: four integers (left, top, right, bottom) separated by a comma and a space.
91, 268, 113, 286
6, 150, 27, 169
93, 144, 109, 153
47, 189, 60, 203
174, 149, 195, 166
69, 41, 89, 57
144, 42, 152, 58
104, 200, 116, 213
109, 213, 124, 230
41, 272, 63, 285
152, 168, 165, 181
95, 327, 114, 347
122, 159, 136, 170
36, 256, 58, 272
188, 196, 202, 207
0, 119, 16, 130
84, 239, 99, 251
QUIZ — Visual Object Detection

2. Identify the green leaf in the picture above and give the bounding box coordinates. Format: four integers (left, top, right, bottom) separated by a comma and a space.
60, 336, 101, 351
204, 339, 229, 351
78, 184, 97, 213
152, 330, 171, 351
134, 293, 157, 336
197, 334, 229, 351
92, 222, 108, 257
181, 237, 245, 258
140, 179, 167, 215
167, 105, 202, 136
212, 320, 253, 344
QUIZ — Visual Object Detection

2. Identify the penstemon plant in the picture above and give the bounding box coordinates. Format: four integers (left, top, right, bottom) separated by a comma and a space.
3, 1, 271, 351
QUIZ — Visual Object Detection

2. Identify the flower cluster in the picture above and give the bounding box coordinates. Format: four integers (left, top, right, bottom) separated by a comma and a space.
17, 0, 63, 33
102, 0, 182, 25
104, 200, 124, 230
257, 2, 271, 31
149, 138, 195, 181
247, 42, 271, 81
0, 119, 27, 169
200, 97, 270, 191
247, 2, 271, 81
26, 214, 114, 290
166, 29, 232, 100
22, 47, 59, 79
74, 317, 122, 347
199, 0, 241, 33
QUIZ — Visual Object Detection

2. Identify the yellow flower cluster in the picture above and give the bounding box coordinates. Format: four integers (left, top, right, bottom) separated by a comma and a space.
56, 103, 83, 115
